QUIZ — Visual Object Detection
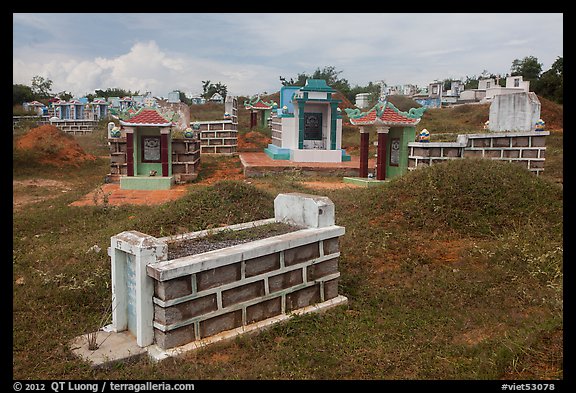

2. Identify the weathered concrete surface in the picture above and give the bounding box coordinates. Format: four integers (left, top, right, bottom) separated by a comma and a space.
274, 193, 335, 228
70, 295, 348, 365
69, 330, 147, 368
489, 92, 541, 132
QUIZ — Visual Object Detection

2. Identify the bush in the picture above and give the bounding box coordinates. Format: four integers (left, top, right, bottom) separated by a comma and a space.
367, 159, 563, 237
132, 180, 275, 236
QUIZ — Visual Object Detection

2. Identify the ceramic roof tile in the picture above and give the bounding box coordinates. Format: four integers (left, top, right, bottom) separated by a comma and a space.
244, 96, 274, 110
350, 110, 377, 125
120, 108, 173, 126
379, 107, 419, 124
250, 100, 273, 109
347, 102, 423, 126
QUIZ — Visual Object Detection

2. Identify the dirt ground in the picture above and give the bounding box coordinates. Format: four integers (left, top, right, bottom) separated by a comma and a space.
15, 125, 97, 167
13, 179, 73, 211
237, 131, 271, 151
13, 155, 360, 210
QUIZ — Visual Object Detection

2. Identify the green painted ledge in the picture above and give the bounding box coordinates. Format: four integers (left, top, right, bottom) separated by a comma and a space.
120, 176, 175, 190
342, 177, 388, 188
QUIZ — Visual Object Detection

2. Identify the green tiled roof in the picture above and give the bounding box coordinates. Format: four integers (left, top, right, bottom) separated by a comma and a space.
301, 79, 336, 92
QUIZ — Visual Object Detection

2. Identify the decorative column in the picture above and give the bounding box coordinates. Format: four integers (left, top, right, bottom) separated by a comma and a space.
330, 102, 338, 150
160, 127, 170, 177
110, 231, 167, 347
125, 127, 135, 177
359, 127, 369, 178
297, 101, 306, 150
376, 126, 389, 181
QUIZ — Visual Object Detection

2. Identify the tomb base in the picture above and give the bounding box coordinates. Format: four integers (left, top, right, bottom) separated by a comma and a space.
290, 149, 343, 163
120, 175, 175, 190
342, 177, 387, 187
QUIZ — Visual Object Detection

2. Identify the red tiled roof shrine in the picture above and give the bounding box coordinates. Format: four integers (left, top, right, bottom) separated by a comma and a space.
247, 100, 272, 110
244, 96, 275, 110
347, 101, 424, 127
120, 108, 173, 127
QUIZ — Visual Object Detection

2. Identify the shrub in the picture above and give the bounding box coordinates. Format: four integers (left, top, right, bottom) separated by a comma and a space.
368, 159, 563, 237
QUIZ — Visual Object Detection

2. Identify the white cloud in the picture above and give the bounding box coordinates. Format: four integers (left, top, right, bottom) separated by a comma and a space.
13, 13, 563, 98
15, 37, 285, 98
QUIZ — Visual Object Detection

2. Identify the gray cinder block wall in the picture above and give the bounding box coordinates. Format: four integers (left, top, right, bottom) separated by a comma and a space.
408, 131, 549, 176
197, 96, 239, 154
109, 193, 347, 353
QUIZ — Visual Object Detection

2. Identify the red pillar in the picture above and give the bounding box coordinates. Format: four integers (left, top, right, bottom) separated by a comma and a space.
250, 111, 257, 129
359, 131, 369, 178
126, 132, 134, 176
376, 131, 387, 180
161, 133, 169, 177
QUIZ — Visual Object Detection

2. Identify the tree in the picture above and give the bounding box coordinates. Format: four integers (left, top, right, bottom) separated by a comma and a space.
280, 66, 351, 96
56, 91, 73, 101
348, 82, 381, 106
201, 80, 211, 96
178, 91, 192, 105
94, 88, 139, 99
464, 75, 479, 90
31, 75, 53, 99
13, 84, 34, 106
279, 73, 308, 87
311, 66, 350, 94
201, 81, 227, 100
511, 56, 543, 81
534, 56, 563, 104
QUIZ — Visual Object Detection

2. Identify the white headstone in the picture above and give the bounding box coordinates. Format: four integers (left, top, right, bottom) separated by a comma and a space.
274, 193, 335, 228
488, 92, 541, 132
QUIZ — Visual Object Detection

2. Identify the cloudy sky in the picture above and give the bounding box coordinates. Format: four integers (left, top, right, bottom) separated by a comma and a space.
13, 13, 563, 99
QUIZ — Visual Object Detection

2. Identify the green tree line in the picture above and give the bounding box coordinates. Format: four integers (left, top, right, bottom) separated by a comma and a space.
13, 55, 563, 109
280, 56, 563, 105
459, 56, 562, 104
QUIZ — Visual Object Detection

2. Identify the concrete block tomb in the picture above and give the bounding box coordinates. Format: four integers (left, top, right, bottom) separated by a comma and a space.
407, 131, 549, 176
89, 193, 347, 364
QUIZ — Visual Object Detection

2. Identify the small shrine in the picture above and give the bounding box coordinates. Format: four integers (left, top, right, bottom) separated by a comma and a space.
54, 99, 85, 120
345, 101, 426, 180
265, 79, 350, 163
117, 108, 176, 190
244, 96, 275, 129
22, 100, 47, 115
90, 99, 109, 120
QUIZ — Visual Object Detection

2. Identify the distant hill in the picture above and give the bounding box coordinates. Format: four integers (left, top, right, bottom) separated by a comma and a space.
417, 94, 562, 133
538, 96, 563, 130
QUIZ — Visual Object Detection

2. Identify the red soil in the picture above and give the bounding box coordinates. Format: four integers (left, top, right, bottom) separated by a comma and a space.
15, 125, 97, 167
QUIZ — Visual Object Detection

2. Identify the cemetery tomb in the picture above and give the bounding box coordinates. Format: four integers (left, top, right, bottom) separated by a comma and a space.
197, 96, 239, 154
345, 101, 426, 180
107, 108, 201, 188
244, 96, 275, 129
265, 79, 351, 163
99, 193, 347, 362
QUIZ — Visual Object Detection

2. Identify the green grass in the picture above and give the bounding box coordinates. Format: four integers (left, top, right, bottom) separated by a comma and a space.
417, 104, 490, 134
541, 130, 563, 184
12, 117, 563, 380
189, 102, 226, 122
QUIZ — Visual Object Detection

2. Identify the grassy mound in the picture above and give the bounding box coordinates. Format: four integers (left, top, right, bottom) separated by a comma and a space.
367, 159, 563, 237
133, 180, 275, 236
538, 95, 563, 130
